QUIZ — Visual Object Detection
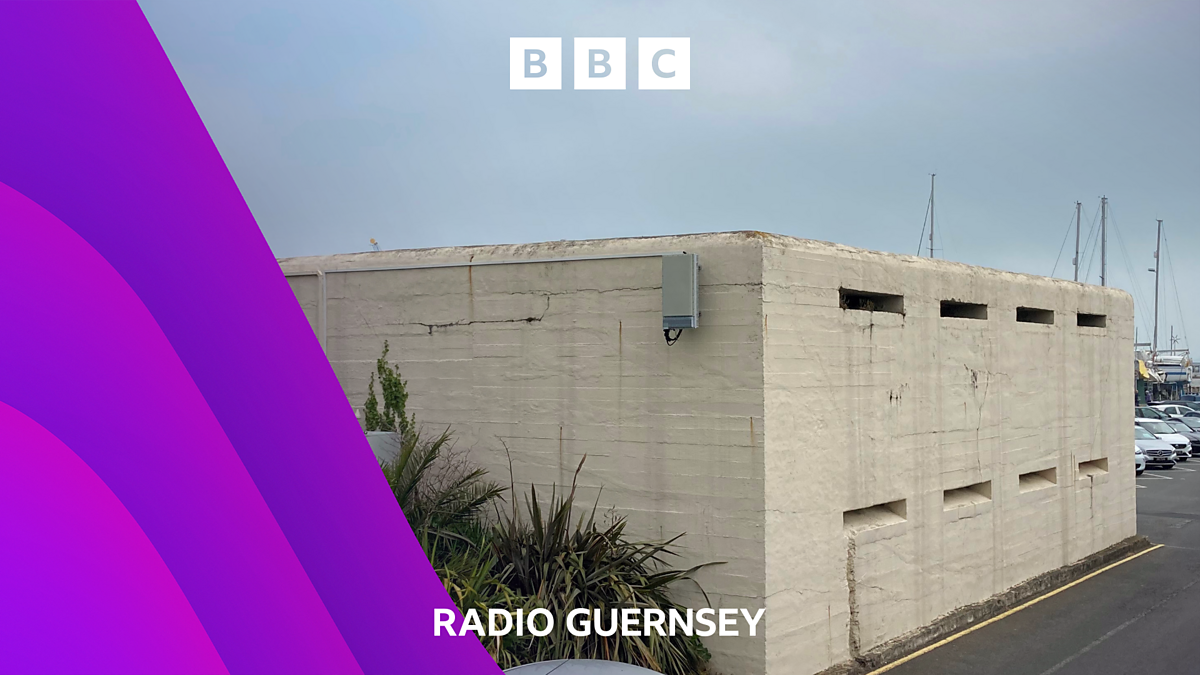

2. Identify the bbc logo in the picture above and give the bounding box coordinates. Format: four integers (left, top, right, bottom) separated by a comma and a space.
509, 37, 690, 90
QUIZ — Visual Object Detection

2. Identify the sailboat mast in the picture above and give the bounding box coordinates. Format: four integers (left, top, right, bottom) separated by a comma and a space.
1153, 219, 1162, 358
1100, 196, 1108, 286
1080, 201, 1089, 281
929, 174, 935, 258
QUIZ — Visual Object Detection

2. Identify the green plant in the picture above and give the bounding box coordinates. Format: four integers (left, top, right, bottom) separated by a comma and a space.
372, 384, 719, 674
379, 427, 504, 565
364, 340, 414, 436
463, 457, 718, 674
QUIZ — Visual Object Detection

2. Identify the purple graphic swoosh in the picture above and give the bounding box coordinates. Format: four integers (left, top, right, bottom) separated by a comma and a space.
0, 401, 227, 675
0, 181, 360, 673
0, 2, 499, 673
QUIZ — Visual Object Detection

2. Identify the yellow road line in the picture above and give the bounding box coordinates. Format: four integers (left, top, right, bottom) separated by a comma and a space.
865, 544, 1165, 674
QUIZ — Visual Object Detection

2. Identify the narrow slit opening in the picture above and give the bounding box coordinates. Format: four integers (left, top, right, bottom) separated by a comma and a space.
941, 300, 988, 320
1017, 307, 1055, 325
1019, 467, 1058, 493
1077, 313, 1107, 328
839, 289, 904, 314
1078, 458, 1109, 477
943, 481, 992, 509
843, 499, 907, 533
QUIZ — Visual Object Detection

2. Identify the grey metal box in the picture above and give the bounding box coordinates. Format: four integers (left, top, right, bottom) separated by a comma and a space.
662, 253, 699, 329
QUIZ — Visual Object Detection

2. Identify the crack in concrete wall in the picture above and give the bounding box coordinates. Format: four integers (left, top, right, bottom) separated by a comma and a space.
415, 295, 552, 334
846, 534, 861, 659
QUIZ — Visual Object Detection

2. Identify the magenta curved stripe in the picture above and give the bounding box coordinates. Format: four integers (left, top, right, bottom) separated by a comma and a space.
0, 2, 498, 673
0, 401, 227, 675
0, 183, 360, 674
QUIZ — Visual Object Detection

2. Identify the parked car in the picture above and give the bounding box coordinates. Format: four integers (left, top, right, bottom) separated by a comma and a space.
1165, 419, 1200, 456
1136, 406, 1172, 420
1176, 416, 1200, 433
1136, 418, 1192, 461
1135, 425, 1176, 469
1155, 400, 1200, 410
1135, 444, 1146, 475
1152, 404, 1200, 419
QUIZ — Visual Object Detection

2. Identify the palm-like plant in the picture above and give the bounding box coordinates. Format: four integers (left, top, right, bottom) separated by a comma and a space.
379, 428, 504, 564
471, 458, 718, 674
366, 342, 719, 675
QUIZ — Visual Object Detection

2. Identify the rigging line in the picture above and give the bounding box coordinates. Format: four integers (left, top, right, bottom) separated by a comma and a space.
1079, 205, 1098, 281
1108, 207, 1154, 341
1080, 201, 1099, 281
916, 193, 931, 256
935, 203, 945, 258
1081, 200, 1103, 282
1050, 207, 1079, 278
1115, 232, 1153, 342
1162, 228, 1190, 351
1081, 198, 1103, 282
1080, 203, 1097, 255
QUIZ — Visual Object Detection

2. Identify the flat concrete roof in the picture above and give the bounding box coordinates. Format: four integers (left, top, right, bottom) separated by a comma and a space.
277, 230, 1129, 299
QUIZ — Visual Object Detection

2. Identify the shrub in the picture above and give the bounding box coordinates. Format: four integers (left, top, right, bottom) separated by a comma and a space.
458, 458, 717, 674
379, 427, 504, 566
364, 340, 414, 436
368, 343, 716, 674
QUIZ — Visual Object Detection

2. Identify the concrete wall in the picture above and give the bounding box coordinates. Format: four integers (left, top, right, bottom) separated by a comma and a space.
280, 231, 1135, 675
282, 233, 770, 673
759, 235, 1135, 673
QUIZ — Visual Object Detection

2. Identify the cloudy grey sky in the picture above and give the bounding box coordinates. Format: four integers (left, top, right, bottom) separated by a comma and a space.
142, 0, 1199, 349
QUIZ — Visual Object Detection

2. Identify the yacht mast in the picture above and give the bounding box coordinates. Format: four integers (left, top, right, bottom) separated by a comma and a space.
1080, 200, 1089, 282
928, 174, 936, 258
1099, 197, 1108, 286
1153, 219, 1162, 358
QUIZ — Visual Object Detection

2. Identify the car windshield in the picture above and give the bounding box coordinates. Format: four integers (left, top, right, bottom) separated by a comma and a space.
1140, 420, 1173, 435
1181, 418, 1200, 431
1168, 421, 1192, 433
1137, 407, 1164, 418
1135, 427, 1157, 440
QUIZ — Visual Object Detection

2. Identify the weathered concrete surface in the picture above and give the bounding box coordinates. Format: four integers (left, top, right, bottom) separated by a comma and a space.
280, 232, 1136, 675
814, 535, 1152, 675
759, 235, 1135, 673
283, 234, 769, 672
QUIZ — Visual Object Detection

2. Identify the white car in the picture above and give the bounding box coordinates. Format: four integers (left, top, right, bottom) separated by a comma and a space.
1135, 444, 1146, 475
1153, 404, 1200, 419
1137, 417, 1192, 460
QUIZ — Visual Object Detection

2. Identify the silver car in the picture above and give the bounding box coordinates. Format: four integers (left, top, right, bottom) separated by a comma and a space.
1136, 418, 1192, 460
1135, 444, 1146, 475
1135, 425, 1176, 468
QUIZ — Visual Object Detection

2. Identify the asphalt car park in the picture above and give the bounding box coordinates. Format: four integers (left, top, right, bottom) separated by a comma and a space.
878, 453, 1200, 675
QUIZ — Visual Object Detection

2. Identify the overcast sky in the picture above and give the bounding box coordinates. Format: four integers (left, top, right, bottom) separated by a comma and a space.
142, 0, 1199, 350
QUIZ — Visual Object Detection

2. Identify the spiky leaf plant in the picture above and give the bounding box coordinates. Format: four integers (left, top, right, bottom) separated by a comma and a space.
379, 427, 504, 565
464, 458, 718, 674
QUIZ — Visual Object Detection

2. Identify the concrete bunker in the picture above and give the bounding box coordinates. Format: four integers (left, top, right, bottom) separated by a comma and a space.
281, 231, 1136, 675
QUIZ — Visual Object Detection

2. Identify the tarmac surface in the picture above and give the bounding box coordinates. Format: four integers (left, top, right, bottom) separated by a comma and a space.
882, 462, 1200, 675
